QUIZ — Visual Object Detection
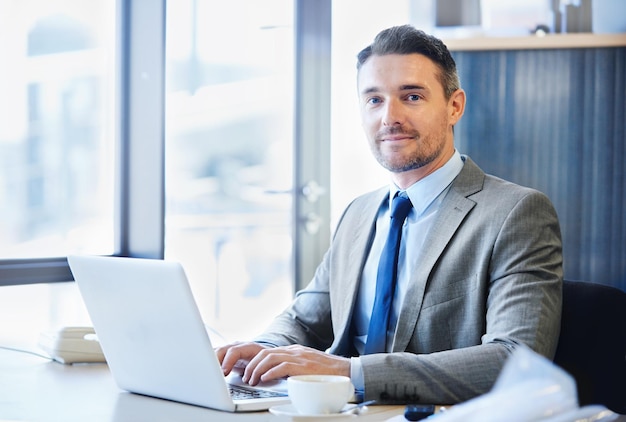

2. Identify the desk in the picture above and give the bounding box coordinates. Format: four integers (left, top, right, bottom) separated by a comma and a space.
0, 349, 406, 421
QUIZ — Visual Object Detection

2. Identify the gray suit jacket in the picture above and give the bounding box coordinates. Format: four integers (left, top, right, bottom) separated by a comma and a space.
256, 156, 563, 405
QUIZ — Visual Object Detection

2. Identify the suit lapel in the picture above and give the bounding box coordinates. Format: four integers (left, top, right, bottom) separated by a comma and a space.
330, 188, 387, 355
392, 157, 485, 351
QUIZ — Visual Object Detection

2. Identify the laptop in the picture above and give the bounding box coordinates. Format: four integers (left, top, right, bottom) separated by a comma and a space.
67, 255, 290, 412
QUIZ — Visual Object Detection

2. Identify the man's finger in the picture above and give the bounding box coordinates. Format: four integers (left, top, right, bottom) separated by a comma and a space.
221, 342, 267, 375
244, 347, 308, 385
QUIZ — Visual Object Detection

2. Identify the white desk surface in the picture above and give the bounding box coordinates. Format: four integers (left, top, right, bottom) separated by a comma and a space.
0, 348, 406, 422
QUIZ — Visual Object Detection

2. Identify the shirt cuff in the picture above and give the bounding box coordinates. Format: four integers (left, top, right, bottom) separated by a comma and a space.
350, 356, 365, 393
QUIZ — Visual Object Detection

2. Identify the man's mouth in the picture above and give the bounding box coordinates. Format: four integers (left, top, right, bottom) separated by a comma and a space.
381, 134, 411, 141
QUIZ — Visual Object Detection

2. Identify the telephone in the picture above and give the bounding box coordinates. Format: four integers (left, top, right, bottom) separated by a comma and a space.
38, 326, 106, 364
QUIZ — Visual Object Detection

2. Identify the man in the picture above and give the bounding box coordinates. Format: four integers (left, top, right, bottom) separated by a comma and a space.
217, 25, 562, 405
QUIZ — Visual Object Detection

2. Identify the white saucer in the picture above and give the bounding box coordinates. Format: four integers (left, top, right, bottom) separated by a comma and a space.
268, 404, 357, 419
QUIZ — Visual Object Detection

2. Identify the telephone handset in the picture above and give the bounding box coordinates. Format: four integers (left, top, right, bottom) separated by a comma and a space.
38, 326, 106, 364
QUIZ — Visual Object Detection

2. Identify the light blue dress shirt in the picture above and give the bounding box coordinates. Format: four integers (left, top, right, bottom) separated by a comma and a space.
350, 150, 464, 391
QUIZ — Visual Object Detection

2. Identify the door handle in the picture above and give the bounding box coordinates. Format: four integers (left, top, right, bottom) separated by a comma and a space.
301, 180, 326, 203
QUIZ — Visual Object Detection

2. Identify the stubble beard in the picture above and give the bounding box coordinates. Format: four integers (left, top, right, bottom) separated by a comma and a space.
371, 129, 446, 173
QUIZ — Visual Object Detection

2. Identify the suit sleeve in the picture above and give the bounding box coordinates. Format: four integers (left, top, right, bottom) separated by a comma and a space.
359, 190, 563, 404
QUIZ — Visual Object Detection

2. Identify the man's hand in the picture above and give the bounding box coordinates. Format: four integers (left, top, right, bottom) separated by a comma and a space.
216, 342, 351, 386
216, 341, 269, 376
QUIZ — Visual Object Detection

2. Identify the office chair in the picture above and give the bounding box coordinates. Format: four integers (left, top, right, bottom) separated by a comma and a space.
553, 280, 626, 414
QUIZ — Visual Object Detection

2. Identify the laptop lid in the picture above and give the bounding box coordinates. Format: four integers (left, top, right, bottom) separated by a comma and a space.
68, 255, 289, 412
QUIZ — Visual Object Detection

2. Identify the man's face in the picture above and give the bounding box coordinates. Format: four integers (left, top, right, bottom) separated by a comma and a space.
357, 53, 463, 178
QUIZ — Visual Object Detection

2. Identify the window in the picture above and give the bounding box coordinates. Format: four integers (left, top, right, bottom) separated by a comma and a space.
0, 1, 116, 260
0, 0, 331, 350
0, 0, 116, 347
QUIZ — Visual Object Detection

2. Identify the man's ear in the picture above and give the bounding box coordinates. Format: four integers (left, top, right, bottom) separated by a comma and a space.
448, 88, 466, 126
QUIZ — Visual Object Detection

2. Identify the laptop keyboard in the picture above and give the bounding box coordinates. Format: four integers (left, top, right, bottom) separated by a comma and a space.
228, 384, 287, 400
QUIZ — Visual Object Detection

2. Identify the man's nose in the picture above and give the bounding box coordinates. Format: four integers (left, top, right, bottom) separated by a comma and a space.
381, 99, 403, 126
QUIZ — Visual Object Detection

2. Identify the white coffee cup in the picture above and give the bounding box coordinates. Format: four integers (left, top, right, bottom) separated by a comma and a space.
287, 374, 355, 415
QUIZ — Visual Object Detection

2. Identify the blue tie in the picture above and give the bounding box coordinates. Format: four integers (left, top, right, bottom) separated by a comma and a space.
364, 192, 413, 354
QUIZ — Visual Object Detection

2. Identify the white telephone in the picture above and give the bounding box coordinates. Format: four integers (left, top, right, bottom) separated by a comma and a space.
38, 326, 106, 364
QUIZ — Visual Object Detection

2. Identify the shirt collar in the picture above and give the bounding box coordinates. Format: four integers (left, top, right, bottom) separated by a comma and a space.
389, 150, 464, 217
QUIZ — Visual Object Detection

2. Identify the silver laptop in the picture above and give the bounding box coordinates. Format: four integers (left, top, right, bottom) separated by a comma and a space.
67, 255, 290, 412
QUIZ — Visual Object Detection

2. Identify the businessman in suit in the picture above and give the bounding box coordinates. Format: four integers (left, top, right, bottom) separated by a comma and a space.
217, 25, 563, 405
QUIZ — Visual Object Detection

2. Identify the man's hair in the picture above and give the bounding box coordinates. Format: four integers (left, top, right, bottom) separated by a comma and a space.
357, 25, 460, 99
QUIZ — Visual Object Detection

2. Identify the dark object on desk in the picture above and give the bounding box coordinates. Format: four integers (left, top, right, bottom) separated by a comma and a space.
553, 280, 626, 415
404, 404, 435, 421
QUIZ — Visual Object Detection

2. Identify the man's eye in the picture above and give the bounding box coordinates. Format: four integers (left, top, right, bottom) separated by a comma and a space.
367, 97, 381, 105
407, 94, 420, 101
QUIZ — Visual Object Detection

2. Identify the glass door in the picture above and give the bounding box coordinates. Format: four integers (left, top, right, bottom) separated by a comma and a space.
164, 0, 295, 343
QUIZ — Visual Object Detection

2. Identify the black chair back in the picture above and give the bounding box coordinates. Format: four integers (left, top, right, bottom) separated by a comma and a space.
553, 280, 626, 414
